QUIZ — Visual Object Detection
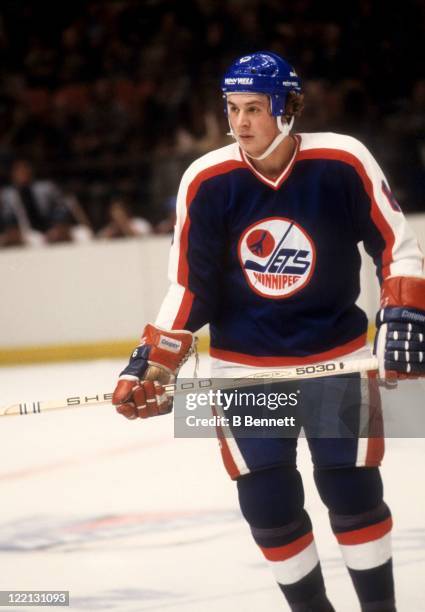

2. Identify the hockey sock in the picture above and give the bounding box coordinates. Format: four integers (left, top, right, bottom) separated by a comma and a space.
314, 467, 396, 611
237, 467, 335, 611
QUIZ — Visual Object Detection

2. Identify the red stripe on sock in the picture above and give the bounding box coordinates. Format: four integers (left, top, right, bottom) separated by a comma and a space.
335, 517, 393, 545
260, 531, 314, 561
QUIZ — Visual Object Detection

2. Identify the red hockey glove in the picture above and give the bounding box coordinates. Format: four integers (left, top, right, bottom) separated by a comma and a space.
374, 276, 425, 382
112, 324, 195, 420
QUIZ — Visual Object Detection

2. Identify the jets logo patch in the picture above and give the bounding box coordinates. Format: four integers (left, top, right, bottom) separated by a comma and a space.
238, 217, 316, 298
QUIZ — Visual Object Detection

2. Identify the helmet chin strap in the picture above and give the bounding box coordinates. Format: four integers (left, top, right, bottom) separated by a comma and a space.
228, 115, 294, 161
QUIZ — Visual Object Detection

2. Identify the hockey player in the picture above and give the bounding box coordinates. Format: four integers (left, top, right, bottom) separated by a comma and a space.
113, 52, 425, 611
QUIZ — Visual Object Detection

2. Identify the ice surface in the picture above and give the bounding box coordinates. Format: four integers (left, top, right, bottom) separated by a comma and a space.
0, 357, 423, 611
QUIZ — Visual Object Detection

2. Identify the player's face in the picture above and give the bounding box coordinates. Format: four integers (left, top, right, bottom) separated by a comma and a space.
227, 94, 280, 157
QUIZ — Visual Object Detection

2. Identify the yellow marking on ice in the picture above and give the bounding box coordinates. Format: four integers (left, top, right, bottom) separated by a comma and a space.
367, 323, 376, 344
0, 335, 211, 366
0, 327, 374, 366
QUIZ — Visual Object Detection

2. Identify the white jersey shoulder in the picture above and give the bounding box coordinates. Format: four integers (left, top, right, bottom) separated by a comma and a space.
180, 142, 242, 187
298, 132, 371, 161
298, 132, 423, 280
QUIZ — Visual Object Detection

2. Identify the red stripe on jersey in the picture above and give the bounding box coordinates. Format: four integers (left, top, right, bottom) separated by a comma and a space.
365, 371, 385, 466
370, 199, 395, 279
298, 148, 396, 279
335, 516, 393, 545
177, 160, 246, 287
260, 532, 314, 561
172, 288, 194, 329
210, 333, 366, 366
212, 406, 241, 480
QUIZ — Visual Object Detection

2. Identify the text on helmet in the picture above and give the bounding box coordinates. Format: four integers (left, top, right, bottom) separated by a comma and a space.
224, 77, 254, 86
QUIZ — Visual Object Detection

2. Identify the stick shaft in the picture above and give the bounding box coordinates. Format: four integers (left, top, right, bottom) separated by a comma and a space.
0, 356, 378, 417
1, 392, 114, 417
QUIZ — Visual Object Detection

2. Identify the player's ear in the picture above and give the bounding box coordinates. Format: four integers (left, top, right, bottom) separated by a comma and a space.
285, 92, 304, 121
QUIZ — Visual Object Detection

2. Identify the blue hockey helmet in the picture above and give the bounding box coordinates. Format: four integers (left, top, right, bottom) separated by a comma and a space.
221, 51, 301, 116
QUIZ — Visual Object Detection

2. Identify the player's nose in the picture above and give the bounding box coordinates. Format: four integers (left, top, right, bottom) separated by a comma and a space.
236, 111, 250, 128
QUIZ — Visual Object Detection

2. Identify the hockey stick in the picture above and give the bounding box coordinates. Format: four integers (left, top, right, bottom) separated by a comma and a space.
0, 356, 379, 417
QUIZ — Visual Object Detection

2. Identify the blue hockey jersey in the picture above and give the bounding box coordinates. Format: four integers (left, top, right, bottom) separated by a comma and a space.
156, 133, 423, 367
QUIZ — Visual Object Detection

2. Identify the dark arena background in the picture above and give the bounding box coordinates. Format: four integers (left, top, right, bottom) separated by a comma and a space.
0, 2, 424, 611
0, 0, 423, 230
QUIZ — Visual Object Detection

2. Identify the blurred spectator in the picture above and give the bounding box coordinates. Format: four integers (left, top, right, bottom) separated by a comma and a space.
0, 159, 92, 247
154, 195, 177, 235
97, 198, 152, 239
0, 0, 422, 222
